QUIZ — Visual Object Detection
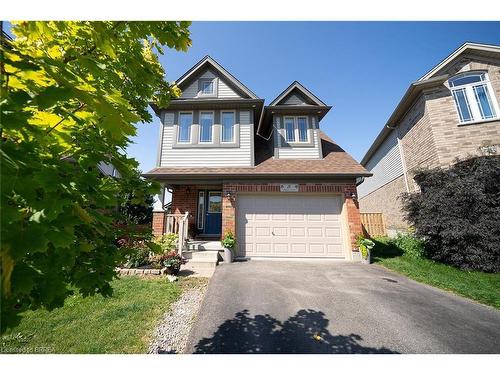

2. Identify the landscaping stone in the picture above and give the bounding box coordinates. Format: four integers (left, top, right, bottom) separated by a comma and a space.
148, 281, 208, 354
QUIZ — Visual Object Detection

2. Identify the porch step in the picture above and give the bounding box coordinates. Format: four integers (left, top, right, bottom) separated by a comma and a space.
187, 240, 224, 251
183, 250, 220, 261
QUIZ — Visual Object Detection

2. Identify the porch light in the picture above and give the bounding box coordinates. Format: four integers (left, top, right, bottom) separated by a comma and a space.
350, 192, 357, 200
225, 191, 233, 199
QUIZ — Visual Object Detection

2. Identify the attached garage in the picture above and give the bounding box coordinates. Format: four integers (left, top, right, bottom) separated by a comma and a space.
236, 194, 347, 259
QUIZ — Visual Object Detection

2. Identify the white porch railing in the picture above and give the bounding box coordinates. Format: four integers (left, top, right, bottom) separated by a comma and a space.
164, 212, 189, 256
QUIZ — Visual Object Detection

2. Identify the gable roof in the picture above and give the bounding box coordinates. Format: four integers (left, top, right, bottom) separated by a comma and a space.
360, 42, 500, 166
144, 131, 371, 180
418, 42, 500, 81
175, 55, 260, 99
268, 81, 328, 106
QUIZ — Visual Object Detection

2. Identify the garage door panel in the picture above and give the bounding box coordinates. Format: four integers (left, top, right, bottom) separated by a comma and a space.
274, 243, 289, 254
291, 243, 307, 254
309, 244, 327, 254
237, 194, 345, 259
307, 227, 323, 237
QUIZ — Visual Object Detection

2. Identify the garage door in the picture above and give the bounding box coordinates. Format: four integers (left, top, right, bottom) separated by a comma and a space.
237, 194, 345, 258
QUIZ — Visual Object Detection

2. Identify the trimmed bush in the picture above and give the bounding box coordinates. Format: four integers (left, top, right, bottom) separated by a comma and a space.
401, 155, 500, 272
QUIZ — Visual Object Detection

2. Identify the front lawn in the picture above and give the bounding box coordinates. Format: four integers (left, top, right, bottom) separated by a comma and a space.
372, 237, 500, 309
1, 277, 181, 354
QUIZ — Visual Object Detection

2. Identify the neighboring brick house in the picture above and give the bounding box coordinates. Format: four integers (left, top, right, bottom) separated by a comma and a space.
144, 56, 371, 260
358, 42, 500, 233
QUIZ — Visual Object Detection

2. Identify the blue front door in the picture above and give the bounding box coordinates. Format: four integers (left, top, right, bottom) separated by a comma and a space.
205, 191, 222, 235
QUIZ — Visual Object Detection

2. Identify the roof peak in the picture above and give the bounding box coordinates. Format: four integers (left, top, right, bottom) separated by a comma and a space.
418, 41, 500, 82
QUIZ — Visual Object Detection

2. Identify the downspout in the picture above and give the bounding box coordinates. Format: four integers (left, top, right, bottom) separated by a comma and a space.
386, 123, 410, 193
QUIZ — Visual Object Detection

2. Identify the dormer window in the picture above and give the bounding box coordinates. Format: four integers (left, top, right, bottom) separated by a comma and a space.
284, 116, 309, 143
199, 78, 216, 96
449, 72, 498, 124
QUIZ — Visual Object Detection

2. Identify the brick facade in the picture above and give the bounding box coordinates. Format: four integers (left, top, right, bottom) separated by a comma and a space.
359, 175, 408, 231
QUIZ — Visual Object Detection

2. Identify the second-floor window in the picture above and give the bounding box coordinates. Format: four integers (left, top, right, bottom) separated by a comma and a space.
178, 112, 192, 143
200, 112, 214, 143
221, 111, 235, 142
284, 116, 309, 143
449, 72, 498, 124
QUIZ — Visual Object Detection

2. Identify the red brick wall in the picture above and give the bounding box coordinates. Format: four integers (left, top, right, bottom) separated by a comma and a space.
171, 185, 198, 216
152, 211, 165, 237
222, 182, 362, 249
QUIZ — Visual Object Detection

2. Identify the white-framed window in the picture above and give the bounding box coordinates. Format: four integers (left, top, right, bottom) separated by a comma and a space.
221, 111, 235, 143
199, 112, 214, 143
178, 112, 192, 143
200, 79, 215, 96
284, 116, 309, 143
297, 117, 308, 142
285, 117, 295, 142
449, 72, 499, 124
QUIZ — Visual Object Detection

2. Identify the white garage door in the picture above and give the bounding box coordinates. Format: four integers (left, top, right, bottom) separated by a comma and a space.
237, 194, 345, 259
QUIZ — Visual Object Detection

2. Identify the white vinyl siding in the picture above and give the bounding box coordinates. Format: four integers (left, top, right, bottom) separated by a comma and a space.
357, 130, 404, 199
160, 110, 253, 167
275, 115, 322, 159
180, 70, 240, 99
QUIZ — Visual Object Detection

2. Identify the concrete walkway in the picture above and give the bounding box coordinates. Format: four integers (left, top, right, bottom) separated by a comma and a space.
185, 260, 500, 354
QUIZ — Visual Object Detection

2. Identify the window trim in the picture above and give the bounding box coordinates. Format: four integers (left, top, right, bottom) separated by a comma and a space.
221, 110, 236, 143
449, 72, 499, 125
199, 111, 214, 143
177, 111, 193, 143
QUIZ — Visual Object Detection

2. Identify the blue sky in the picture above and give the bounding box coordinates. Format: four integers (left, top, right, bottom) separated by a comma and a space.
6, 21, 500, 171
129, 21, 500, 172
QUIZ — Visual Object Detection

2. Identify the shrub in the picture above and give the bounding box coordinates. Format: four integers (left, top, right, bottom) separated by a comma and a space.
154, 233, 179, 253
392, 232, 424, 258
121, 241, 151, 268
151, 251, 186, 269
401, 155, 500, 272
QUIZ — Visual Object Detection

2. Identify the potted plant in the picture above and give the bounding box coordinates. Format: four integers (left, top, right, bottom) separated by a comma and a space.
356, 235, 375, 264
160, 251, 187, 276
221, 231, 236, 263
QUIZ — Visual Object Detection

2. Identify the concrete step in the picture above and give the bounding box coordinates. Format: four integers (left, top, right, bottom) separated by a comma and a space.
187, 240, 224, 251
183, 250, 219, 261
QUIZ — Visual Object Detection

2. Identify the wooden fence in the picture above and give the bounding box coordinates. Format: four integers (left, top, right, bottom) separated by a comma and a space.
360, 213, 387, 237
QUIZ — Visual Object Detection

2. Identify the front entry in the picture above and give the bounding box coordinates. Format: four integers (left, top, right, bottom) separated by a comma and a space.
197, 190, 222, 236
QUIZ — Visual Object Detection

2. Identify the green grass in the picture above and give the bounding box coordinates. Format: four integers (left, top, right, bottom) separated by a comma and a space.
1, 277, 182, 353
372, 237, 500, 309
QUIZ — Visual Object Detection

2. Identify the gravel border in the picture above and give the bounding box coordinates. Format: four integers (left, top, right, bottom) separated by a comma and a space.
148, 281, 208, 354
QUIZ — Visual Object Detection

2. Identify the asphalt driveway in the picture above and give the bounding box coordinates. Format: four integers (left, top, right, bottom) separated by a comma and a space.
185, 260, 500, 354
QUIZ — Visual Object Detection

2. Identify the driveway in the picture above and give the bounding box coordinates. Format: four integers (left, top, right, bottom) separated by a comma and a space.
185, 260, 500, 354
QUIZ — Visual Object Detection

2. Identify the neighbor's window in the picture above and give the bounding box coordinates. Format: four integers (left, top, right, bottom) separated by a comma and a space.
449, 72, 498, 124
200, 80, 214, 95
200, 112, 214, 143
298, 117, 308, 142
197, 191, 205, 230
178, 112, 192, 143
285, 117, 295, 142
221, 111, 235, 142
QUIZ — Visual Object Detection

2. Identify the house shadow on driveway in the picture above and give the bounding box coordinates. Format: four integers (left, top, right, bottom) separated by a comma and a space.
192, 309, 399, 354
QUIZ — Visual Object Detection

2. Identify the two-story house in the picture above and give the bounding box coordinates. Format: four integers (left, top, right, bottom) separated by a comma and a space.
144, 56, 370, 261
358, 42, 500, 233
